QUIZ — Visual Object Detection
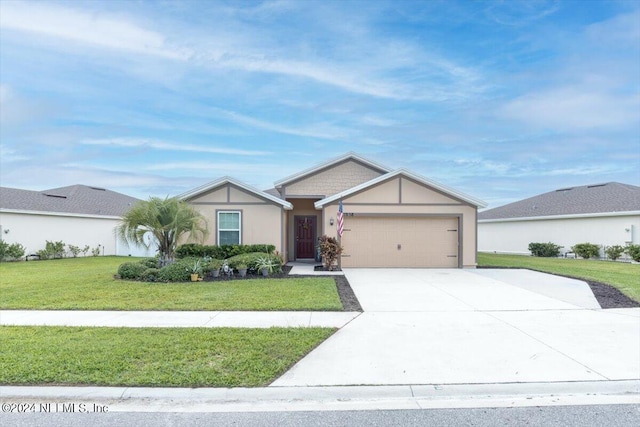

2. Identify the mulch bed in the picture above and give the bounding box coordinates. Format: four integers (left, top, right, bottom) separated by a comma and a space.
200, 264, 363, 311
479, 266, 639, 309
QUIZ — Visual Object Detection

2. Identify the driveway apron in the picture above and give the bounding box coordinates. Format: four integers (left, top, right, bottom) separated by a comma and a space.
272, 269, 640, 387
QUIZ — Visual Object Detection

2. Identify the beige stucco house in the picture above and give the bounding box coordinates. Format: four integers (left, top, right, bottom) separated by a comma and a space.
179, 153, 486, 268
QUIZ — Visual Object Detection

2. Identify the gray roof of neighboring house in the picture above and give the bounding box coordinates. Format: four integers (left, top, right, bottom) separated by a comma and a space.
0, 185, 141, 217
478, 182, 640, 220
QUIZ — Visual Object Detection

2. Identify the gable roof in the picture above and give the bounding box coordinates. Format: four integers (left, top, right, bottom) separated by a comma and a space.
273, 152, 391, 189
177, 176, 293, 209
315, 169, 487, 209
478, 182, 640, 221
0, 185, 140, 217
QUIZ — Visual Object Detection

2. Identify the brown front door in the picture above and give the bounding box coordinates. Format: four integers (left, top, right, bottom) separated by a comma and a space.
295, 216, 317, 259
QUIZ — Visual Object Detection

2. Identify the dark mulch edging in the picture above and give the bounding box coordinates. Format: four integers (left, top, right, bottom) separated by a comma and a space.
479, 266, 639, 309
334, 275, 363, 312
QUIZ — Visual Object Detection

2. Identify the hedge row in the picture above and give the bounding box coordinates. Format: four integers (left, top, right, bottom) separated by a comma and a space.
528, 241, 640, 261
175, 244, 275, 259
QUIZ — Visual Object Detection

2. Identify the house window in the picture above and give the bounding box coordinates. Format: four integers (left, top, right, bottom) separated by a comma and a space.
218, 211, 241, 245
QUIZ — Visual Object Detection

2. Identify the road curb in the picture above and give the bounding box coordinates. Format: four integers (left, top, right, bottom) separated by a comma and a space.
2, 380, 638, 412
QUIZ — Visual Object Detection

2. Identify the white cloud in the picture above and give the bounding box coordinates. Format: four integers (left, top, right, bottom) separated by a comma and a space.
0, 1, 188, 60
501, 87, 639, 131
81, 138, 269, 156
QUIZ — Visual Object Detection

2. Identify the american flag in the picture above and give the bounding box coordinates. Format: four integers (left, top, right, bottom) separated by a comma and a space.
337, 200, 344, 237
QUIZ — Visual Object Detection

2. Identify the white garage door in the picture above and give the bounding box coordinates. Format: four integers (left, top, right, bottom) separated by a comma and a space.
341, 216, 459, 268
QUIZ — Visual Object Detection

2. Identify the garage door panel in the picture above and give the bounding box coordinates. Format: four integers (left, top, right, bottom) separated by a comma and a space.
341, 217, 459, 268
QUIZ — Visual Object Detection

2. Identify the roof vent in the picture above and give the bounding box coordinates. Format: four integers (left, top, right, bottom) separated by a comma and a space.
43, 193, 67, 199
556, 187, 573, 192
587, 184, 607, 188
89, 187, 106, 191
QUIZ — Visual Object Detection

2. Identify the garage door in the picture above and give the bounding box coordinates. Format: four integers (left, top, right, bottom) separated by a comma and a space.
341, 216, 459, 268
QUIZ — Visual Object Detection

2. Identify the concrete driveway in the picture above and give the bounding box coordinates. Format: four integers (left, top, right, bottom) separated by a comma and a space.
272, 269, 640, 387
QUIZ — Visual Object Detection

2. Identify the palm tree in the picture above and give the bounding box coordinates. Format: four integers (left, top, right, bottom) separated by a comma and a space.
116, 196, 208, 265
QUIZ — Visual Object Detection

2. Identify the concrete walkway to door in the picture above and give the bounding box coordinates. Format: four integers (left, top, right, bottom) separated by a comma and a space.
272, 269, 640, 387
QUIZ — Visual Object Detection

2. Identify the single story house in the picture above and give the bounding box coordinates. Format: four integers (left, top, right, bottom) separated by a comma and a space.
0, 184, 155, 257
179, 152, 487, 268
478, 182, 640, 256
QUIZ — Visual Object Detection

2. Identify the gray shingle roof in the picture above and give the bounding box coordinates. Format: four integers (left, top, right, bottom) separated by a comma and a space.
0, 185, 141, 217
478, 182, 640, 220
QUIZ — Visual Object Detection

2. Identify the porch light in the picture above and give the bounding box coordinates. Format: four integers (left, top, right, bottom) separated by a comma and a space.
329, 217, 334, 226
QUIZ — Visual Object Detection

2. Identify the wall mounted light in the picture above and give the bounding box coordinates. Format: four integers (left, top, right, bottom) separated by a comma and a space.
3, 229, 9, 234
329, 217, 334, 226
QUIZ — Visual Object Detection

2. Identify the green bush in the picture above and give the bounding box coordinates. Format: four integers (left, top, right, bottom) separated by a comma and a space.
157, 260, 192, 282
605, 245, 625, 261
117, 262, 148, 280
142, 268, 161, 282
139, 258, 159, 269
528, 242, 562, 257
0, 240, 25, 261
45, 240, 66, 259
175, 244, 275, 260
625, 244, 640, 262
67, 245, 82, 258
571, 243, 601, 259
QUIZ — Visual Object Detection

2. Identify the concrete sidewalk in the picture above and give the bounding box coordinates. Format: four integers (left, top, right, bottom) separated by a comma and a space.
0, 310, 360, 328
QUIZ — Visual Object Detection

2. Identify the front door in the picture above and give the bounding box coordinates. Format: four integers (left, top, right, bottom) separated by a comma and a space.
295, 216, 317, 259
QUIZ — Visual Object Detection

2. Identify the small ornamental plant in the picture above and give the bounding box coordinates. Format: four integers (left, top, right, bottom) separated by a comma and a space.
319, 235, 343, 271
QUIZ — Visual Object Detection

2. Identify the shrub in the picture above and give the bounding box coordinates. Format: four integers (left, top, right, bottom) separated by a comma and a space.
6, 243, 25, 260
157, 260, 192, 282
625, 244, 640, 262
528, 242, 562, 257
319, 235, 343, 271
0, 240, 25, 261
117, 262, 147, 280
67, 245, 82, 258
91, 246, 101, 257
142, 268, 161, 282
571, 243, 601, 259
45, 240, 66, 259
139, 258, 159, 269
175, 244, 276, 260
36, 249, 52, 260
226, 252, 282, 272
605, 245, 625, 261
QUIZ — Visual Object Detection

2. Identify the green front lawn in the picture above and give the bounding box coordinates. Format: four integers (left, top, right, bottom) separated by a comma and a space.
478, 252, 640, 302
0, 326, 334, 387
0, 257, 342, 311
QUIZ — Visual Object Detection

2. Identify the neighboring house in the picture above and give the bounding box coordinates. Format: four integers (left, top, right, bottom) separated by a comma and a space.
478, 182, 640, 256
179, 152, 486, 268
0, 185, 154, 257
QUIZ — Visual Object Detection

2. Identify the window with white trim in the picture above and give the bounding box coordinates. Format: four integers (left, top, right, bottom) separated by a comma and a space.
218, 211, 241, 245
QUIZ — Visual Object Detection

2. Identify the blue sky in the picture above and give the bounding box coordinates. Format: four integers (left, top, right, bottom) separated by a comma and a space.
1, 0, 638, 208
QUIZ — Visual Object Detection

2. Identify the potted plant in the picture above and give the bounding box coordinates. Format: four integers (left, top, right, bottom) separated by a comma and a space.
255, 256, 280, 277
189, 259, 202, 282
209, 259, 223, 278
236, 263, 248, 278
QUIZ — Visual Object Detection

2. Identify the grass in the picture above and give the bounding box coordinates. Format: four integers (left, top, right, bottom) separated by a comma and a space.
478, 252, 640, 302
0, 326, 335, 387
0, 257, 342, 311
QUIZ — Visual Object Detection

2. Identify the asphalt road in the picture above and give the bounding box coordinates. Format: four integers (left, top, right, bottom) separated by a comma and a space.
2, 404, 639, 427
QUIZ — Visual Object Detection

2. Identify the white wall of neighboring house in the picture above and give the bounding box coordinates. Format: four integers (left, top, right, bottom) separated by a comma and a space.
0, 210, 155, 258
478, 212, 640, 256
